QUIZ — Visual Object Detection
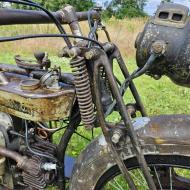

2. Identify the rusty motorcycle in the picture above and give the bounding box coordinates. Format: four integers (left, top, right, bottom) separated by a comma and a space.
0, 1, 189, 190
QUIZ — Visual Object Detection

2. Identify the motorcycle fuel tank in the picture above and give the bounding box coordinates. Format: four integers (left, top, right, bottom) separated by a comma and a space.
0, 71, 75, 122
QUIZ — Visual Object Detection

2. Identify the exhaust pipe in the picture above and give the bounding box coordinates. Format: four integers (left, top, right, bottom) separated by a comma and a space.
0, 146, 38, 172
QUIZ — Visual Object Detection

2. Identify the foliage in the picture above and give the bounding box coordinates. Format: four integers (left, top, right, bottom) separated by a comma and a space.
162, 0, 173, 2
12, 0, 94, 11
0, 2, 6, 8
11, 0, 147, 19
103, 0, 147, 19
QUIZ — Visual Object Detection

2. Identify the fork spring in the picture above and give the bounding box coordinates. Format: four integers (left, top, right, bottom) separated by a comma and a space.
70, 56, 95, 128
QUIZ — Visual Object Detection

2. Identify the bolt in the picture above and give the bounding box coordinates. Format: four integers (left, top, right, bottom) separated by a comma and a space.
111, 129, 123, 144
151, 40, 167, 55
68, 47, 81, 58
85, 49, 99, 60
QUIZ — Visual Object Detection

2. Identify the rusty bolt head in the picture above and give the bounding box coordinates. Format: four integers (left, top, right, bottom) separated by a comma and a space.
111, 129, 123, 144
151, 40, 167, 55
68, 47, 81, 58
85, 49, 99, 60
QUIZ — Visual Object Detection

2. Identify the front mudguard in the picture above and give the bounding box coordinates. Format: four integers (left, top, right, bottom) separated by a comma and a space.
69, 114, 190, 190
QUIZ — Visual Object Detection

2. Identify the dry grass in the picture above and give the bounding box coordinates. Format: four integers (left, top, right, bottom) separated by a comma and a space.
0, 17, 147, 58
102, 17, 147, 56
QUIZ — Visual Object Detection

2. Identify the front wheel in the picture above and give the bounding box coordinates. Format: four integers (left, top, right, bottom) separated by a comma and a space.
69, 135, 190, 190
95, 155, 190, 190
69, 115, 190, 190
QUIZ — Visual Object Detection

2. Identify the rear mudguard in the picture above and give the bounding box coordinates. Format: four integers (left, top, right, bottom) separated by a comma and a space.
69, 114, 190, 190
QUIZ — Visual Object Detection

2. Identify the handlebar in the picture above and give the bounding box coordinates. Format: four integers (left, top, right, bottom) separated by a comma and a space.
0, 8, 100, 25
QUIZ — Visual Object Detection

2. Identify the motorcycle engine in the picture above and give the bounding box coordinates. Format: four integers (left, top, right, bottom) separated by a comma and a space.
0, 112, 58, 190
135, 2, 190, 87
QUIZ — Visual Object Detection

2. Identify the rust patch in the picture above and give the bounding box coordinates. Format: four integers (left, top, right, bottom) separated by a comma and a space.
154, 138, 166, 144
0, 72, 75, 122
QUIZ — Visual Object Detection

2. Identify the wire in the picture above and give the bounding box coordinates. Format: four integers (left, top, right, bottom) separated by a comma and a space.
87, 8, 100, 48
88, 8, 93, 32
9, 130, 25, 138
105, 53, 158, 116
74, 131, 91, 141
37, 122, 67, 133
0, 33, 104, 49
2, 0, 64, 33
88, 21, 98, 47
21, 0, 39, 4
1, 0, 72, 48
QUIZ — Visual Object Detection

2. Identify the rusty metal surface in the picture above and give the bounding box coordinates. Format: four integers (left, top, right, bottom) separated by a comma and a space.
137, 114, 190, 145
0, 8, 100, 25
0, 72, 75, 122
0, 146, 51, 189
91, 47, 156, 189
135, 2, 190, 87
0, 63, 75, 85
153, 3, 189, 28
1, 3, 188, 190
63, 6, 83, 41
107, 44, 147, 117
70, 57, 95, 129
69, 114, 190, 190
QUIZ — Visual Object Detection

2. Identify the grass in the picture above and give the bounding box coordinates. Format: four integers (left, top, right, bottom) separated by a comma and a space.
1, 18, 190, 189
0, 17, 147, 57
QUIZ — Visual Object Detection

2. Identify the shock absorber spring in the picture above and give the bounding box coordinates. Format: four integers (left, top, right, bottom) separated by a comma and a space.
70, 56, 95, 128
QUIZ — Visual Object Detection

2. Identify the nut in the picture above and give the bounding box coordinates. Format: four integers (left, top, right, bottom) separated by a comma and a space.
151, 40, 167, 55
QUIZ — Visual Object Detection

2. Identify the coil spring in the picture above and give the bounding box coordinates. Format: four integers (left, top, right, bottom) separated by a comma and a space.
70, 56, 95, 128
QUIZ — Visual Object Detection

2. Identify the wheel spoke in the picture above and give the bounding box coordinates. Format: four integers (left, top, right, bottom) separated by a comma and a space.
113, 179, 125, 190
154, 167, 163, 190
129, 170, 148, 189
137, 169, 148, 187
107, 180, 123, 190
170, 167, 173, 190
93, 154, 190, 190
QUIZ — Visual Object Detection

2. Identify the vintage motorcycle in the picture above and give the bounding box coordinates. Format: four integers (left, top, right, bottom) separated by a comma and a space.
0, 1, 189, 189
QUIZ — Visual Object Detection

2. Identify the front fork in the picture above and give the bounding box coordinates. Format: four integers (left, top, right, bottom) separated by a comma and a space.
89, 45, 157, 190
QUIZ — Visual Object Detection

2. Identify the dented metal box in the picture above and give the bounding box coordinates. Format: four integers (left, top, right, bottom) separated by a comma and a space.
0, 72, 75, 122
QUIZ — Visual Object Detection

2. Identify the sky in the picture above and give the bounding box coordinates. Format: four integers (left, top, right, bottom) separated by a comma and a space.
95, 0, 190, 15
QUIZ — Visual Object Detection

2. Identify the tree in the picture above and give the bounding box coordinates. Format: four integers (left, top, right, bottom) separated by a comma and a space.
13, 0, 94, 11
162, 0, 173, 2
104, 0, 147, 19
